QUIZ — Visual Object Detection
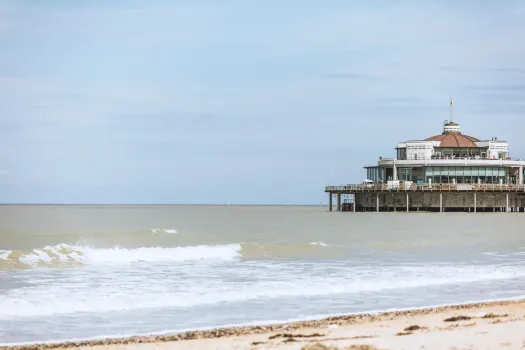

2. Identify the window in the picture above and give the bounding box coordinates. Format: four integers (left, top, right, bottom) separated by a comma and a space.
423, 167, 507, 184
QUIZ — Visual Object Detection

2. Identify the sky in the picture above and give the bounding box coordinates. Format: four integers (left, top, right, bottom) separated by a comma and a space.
1, 0, 525, 204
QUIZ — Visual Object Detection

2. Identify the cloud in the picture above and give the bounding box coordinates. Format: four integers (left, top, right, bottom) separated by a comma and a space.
440, 66, 525, 74
465, 84, 525, 92
0, 2, 229, 60
325, 73, 381, 81
1, 1, 525, 203
0, 1, 14, 35
485, 68, 525, 74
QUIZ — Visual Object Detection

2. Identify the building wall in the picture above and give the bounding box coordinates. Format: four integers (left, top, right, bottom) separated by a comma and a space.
355, 192, 525, 210
396, 141, 511, 161
397, 141, 435, 160
475, 141, 510, 159
406, 143, 434, 160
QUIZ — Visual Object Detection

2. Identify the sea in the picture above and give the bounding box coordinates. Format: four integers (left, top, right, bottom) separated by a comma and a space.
1, 205, 525, 345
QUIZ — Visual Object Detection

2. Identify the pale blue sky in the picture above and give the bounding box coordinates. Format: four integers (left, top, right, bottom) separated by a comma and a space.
1, 0, 525, 204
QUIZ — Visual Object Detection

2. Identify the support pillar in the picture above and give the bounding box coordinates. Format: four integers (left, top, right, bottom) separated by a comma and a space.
376, 193, 380, 212
393, 161, 398, 181
520, 165, 524, 185
328, 193, 332, 212
336, 193, 341, 212
353, 193, 356, 212
506, 192, 509, 213
406, 192, 409, 212
474, 192, 477, 213
392, 193, 396, 212
440, 192, 443, 213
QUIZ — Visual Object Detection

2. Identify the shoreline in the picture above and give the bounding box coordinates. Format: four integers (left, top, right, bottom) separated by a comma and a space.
3, 298, 525, 350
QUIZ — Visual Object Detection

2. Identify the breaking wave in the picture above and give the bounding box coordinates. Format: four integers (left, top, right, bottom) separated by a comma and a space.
0, 241, 341, 268
0, 244, 241, 268
0, 241, 339, 268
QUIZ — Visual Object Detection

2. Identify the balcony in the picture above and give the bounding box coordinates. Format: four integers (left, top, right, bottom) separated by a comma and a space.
381, 156, 524, 161
325, 183, 525, 193
376, 157, 525, 167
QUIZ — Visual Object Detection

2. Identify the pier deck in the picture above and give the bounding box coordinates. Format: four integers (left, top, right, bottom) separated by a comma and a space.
325, 183, 525, 213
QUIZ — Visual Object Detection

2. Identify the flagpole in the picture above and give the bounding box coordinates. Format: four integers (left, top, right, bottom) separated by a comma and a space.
449, 98, 454, 122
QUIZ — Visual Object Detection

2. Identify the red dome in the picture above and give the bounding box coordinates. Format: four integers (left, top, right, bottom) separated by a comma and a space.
425, 133, 480, 147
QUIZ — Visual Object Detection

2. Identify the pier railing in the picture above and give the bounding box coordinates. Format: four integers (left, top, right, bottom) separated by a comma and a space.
325, 184, 525, 193
379, 156, 525, 161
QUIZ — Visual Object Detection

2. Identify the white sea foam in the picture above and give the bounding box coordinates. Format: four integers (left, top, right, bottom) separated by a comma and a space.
8, 243, 241, 267
150, 228, 178, 234
5, 294, 525, 347
0, 250, 12, 260
480, 251, 525, 257
77, 244, 240, 264
310, 241, 328, 247
2, 263, 525, 319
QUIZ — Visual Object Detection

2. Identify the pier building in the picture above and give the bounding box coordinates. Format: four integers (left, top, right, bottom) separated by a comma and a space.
325, 100, 525, 212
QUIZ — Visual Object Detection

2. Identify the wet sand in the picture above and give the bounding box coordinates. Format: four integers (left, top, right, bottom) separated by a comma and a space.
3, 299, 525, 350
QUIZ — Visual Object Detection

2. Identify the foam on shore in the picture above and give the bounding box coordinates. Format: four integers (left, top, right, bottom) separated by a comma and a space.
2, 297, 524, 350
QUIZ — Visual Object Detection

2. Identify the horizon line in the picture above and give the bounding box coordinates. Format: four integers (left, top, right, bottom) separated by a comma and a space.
0, 203, 325, 206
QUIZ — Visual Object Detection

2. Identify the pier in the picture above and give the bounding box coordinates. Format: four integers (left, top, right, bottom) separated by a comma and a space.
325, 183, 525, 212
324, 99, 525, 213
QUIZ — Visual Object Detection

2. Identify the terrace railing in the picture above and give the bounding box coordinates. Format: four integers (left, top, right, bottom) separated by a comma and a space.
379, 156, 525, 161
325, 184, 525, 192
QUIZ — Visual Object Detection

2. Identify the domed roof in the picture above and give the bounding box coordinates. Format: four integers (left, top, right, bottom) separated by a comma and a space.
425, 133, 480, 147
424, 117, 480, 147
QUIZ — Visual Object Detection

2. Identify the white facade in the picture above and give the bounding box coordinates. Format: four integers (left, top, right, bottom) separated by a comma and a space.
443, 122, 461, 133
394, 121, 512, 161
474, 140, 510, 160
396, 141, 440, 160
395, 139, 511, 161
366, 119, 525, 185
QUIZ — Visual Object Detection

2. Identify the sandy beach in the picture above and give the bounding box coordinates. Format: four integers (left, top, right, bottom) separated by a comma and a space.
3, 299, 525, 350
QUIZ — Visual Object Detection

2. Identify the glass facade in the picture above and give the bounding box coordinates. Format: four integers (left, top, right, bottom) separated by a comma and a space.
364, 166, 522, 184
434, 147, 485, 158
366, 167, 386, 183
396, 148, 406, 160
398, 167, 412, 181
424, 166, 506, 184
